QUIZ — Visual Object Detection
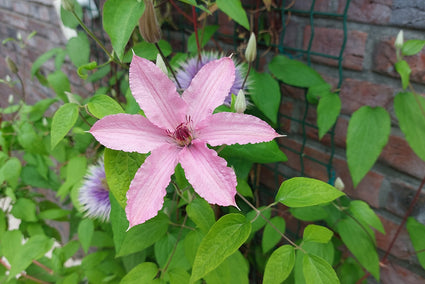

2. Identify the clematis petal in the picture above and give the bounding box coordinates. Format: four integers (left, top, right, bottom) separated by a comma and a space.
196, 112, 281, 146
126, 144, 180, 228
179, 141, 237, 207
130, 54, 187, 130
90, 114, 170, 153
182, 57, 235, 125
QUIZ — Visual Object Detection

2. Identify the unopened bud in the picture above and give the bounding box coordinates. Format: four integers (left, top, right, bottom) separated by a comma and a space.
263, 0, 272, 11
334, 177, 345, 191
8, 94, 14, 104
156, 53, 167, 75
395, 30, 404, 49
65, 91, 80, 105
245, 32, 257, 63
6, 56, 18, 74
138, 0, 161, 44
62, 0, 75, 12
5, 75, 11, 82
235, 90, 247, 113
16, 32, 22, 41
42, 117, 48, 127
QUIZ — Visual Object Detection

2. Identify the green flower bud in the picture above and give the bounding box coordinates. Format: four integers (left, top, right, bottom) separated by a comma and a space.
6, 56, 18, 74
235, 90, 247, 114
139, 0, 161, 44
8, 94, 14, 104
395, 30, 404, 49
245, 32, 257, 63
156, 53, 167, 75
334, 177, 345, 191
62, 0, 75, 12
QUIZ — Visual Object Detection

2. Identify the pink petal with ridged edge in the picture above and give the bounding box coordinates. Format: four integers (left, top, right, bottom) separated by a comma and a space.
195, 112, 280, 146
182, 57, 235, 125
90, 114, 170, 153
126, 144, 180, 228
179, 141, 237, 207
130, 54, 187, 130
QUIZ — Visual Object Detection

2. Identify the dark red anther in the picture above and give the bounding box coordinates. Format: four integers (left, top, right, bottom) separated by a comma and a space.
174, 123, 192, 146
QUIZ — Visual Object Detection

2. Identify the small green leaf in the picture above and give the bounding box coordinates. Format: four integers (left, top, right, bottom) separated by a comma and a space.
0, 157, 21, 189
276, 177, 344, 207
219, 141, 287, 164
78, 219, 94, 254
31, 48, 64, 77
303, 254, 340, 284
317, 93, 341, 139
77, 61, 98, 79
187, 198, 215, 234
11, 198, 37, 222
47, 71, 71, 102
216, 0, 249, 30
347, 106, 390, 187
250, 70, 281, 124
103, 0, 145, 61
87, 94, 124, 119
60, 0, 83, 29
269, 55, 325, 88
66, 32, 90, 67
406, 217, 425, 270
39, 208, 71, 220
402, 40, 425, 56
109, 193, 129, 254
395, 60, 411, 89
394, 92, 425, 161
204, 251, 249, 284
290, 206, 328, 222
124, 40, 172, 62
121, 262, 158, 284
57, 155, 87, 199
187, 26, 219, 53
246, 206, 272, 235
117, 213, 169, 257
349, 200, 385, 234
190, 213, 251, 283
263, 245, 295, 284
303, 224, 333, 243
236, 178, 253, 198
51, 103, 79, 150
262, 216, 286, 253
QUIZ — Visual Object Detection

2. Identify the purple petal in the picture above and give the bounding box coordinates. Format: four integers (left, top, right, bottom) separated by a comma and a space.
196, 112, 280, 146
179, 141, 237, 207
126, 144, 180, 228
130, 55, 187, 130
90, 114, 170, 153
182, 57, 235, 125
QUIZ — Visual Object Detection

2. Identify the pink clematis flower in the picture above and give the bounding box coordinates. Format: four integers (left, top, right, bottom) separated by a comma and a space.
90, 54, 280, 229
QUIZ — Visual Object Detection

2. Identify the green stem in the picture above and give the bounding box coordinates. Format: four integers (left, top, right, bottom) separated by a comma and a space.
155, 43, 182, 89
241, 63, 252, 90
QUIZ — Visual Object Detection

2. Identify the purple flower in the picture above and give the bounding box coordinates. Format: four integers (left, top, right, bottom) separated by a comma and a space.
78, 159, 111, 222
175, 51, 248, 105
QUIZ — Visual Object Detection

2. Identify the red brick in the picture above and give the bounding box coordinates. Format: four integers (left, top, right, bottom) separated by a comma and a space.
292, 0, 333, 12
303, 26, 367, 71
380, 135, 425, 179
373, 38, 425, 85
385, 179, 425, 219
381, 263, 425, 284
339, 78, 394, 115
279, 100, 294, 133
338, 0, 392, 25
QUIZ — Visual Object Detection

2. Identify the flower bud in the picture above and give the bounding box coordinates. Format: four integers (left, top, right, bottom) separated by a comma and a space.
8, 94, 14, 104
62, 0, 75, 12
6, 56, 18, 74
263, 0, 272, 11
245, 32, 257, 63
334, 177, 345, 191
42, 117, 48, 127
235, 90, 247, 113
65, 91, 80, 105
395, 30, 404, 49
5, 75, 11, 82
139, 0, 161, 44
156, 53, 167, 75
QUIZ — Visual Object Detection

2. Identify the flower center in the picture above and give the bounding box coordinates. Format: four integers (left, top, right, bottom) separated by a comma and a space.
173, 123, 193, 146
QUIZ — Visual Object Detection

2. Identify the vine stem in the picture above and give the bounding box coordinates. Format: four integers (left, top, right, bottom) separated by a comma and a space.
236, 192, 304, 252
192, 6, 202, 62
168, 0, 193, 24
241, 63, 252, 90
0, 259, 49, 284
154, 43, 182, 90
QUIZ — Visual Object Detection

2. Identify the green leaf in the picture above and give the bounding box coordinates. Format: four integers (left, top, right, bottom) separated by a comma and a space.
77, 61, 98, 79
121, 262, 158, 284
250, 70, 281, 124
51, 103, 79, 150
190, 213, 251, 283
263, 245, 295, 284
317, 93, 341, 139
117, 213, 169, 257
104, 149, 146, 208
303, 224, 333, 243
29, 98, 57, 121
60, 0, 83, 29
347, 106, 390, 187
219, 141, 287, 164
204, 251, 249, 284
336, 217, 380, 280
216, 0, 249, 30
11, 198, 37, 222
406, 217, 425, 270
262, 216, 286, 253
66, 32, 90, 67
187, 198, 215, 234
103, 0, 145, 61
110, 193, 129, 253
0, 157, 21, 189
47, 70, 71, 102
31, 48, 64, 77
57, 155, 87, 199
395, 60, 411, 89
155, 234, 190, 270
276, 177, 344, 207
39, 208, 71, 220
187, 25, 219, 53
402, 39, 425, 56
290, 206, 328, 222
246, 206, 271, 235
394, 92, 425, 161
87, 94, 124, 119
269, 55, 325, 88
124, 40, 172, 62
349, 200, 385, 234
78, 219, 94, 254
236, 178, 253, 198
303, 254, 340, 284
